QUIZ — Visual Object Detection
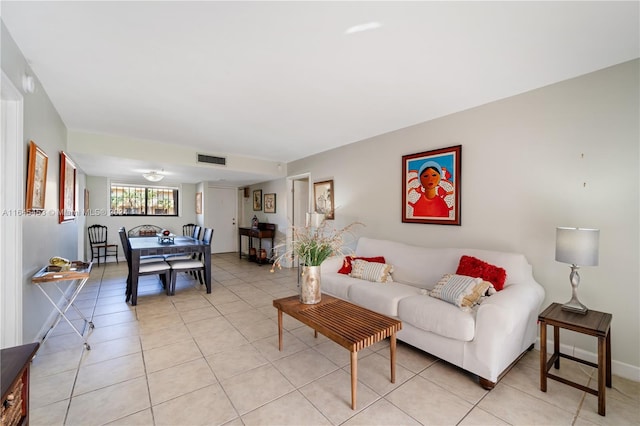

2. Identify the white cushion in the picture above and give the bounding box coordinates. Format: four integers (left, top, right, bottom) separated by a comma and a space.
140, 256, 166, 264
168, 259, 204, 270
138, 261, 170, 273
348, 281, 421, 317
397, 295, 476, 341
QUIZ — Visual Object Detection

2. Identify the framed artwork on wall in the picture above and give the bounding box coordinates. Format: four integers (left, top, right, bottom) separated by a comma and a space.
253, 189, 262, 211
314, 179, 334, 220
59, 151, 77, 223
25, 140, 48, 211
196, 192, 202, 214
402, 145, 461, 225
264, 193, 276, 213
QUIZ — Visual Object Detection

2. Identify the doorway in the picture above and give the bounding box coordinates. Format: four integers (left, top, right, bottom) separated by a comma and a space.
206, 186, 237, 253
1, 71, 24, 348
286, 173, 311, 268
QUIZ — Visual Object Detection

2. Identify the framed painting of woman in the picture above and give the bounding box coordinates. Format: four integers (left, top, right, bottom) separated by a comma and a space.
402, 145, 461, 225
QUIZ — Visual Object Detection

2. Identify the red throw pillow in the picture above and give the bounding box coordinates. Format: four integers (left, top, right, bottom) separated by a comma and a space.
456, 255, 507, 291
338, 256, 386, 274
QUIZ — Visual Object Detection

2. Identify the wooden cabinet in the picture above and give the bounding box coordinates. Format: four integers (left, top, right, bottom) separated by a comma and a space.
1, 343, 39, 426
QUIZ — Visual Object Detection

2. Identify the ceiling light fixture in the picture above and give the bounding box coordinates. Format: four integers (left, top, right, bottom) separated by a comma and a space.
143, 171, 164, 182
345, 21, 382, 35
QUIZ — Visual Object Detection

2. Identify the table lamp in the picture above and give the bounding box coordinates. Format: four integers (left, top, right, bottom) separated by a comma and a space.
555, 227, 599, 314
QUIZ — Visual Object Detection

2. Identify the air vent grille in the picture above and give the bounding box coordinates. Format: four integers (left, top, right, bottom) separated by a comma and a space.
197, 153, 226, 166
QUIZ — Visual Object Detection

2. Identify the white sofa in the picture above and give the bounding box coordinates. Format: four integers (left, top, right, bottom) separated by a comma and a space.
320, 237, 545, 388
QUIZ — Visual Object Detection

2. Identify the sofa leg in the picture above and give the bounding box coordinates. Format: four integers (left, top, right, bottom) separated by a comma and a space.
478, 377, 496, 390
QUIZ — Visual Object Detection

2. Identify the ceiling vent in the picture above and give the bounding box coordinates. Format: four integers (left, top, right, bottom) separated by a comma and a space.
197, 153, 226, 166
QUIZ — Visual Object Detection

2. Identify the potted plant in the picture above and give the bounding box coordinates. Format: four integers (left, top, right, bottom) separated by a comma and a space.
271, 215, 361, 304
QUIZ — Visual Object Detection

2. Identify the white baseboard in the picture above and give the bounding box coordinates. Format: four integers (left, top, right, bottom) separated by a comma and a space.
535, 338, 640, 382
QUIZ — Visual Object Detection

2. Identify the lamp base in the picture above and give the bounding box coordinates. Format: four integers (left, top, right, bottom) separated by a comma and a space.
561, 298, 588, 315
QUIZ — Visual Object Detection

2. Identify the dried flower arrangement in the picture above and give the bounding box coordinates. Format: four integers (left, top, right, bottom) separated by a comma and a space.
270, 220, 363, 271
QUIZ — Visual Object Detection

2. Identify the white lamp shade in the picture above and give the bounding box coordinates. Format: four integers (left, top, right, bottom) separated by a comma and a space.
555, 227, 599, 266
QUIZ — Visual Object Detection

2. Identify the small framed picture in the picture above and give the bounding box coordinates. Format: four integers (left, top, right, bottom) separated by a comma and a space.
25, 141, 48, 211
314, 180, 334, 220
402, 145, 461, 225
59, 151, 77, 223
264, 193, 276, 213
253, 189, 262, 211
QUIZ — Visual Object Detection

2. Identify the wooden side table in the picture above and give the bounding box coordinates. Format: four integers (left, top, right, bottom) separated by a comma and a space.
539, 303, 612, 416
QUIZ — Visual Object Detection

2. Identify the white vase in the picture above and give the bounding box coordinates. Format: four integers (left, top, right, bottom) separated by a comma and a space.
300, 265, 321, 304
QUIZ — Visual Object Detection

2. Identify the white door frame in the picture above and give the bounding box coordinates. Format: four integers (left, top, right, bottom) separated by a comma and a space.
1, 71, 24, 348
285, 172, 312, 268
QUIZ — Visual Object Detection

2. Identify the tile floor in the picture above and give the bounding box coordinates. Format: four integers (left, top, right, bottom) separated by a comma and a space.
29, 253, 639, 425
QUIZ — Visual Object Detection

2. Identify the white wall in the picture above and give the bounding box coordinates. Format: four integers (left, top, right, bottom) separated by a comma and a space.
282, 60, 639, 375
2, 23, 82, 343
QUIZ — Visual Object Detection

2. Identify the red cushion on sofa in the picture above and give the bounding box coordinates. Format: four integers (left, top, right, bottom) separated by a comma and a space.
456, 255, 507, 291
338, 256, 386, 274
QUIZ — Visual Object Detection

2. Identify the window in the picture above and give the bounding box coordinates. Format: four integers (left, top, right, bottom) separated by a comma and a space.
110, 184, 179, 216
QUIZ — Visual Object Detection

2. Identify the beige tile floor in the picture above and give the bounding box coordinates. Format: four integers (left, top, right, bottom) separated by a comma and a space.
29, 253, 639, 425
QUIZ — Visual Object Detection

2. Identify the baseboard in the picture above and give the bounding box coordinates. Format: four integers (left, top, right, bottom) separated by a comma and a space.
535, 338, 640, 382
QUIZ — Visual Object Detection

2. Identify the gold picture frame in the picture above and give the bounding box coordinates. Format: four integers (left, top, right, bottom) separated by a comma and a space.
253, 189, 262, 211
264, 193, 276, 214
314, 180, 334, 220
59, 151, 77, 223
25, 140, 48, 211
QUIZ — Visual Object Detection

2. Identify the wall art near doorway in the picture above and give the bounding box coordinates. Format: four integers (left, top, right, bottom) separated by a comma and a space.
264, 193, 276, 213
402, 145, 461, 225
314, 179, 334, 220
59, 151, 77, 223
25, 140, 48, 211
253, 189, 262, 211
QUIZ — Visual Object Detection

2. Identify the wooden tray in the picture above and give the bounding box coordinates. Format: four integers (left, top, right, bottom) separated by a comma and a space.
32, 261, 92, 283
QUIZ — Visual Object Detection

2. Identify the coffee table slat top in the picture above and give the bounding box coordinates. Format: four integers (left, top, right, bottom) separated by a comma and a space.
273, 295, 401, 352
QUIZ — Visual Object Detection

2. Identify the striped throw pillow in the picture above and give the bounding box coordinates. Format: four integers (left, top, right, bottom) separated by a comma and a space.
350, 259, 394, 283
430, 274, 491, 308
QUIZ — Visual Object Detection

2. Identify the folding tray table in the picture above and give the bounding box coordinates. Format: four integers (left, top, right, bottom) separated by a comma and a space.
31, 261, 94, 350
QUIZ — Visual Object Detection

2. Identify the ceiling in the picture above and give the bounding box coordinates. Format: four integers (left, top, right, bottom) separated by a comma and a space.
2, 1, 638, 185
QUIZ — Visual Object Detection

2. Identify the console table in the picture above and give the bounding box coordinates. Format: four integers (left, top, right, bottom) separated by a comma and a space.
238, 224, 276, 264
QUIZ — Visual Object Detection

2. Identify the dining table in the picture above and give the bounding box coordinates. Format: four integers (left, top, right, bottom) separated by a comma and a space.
127, 235, 211, 305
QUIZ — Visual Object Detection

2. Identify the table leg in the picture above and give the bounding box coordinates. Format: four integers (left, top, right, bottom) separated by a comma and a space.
390, 333, 397, 383
277, 309, 283, 351
204, 245, 212, 294
351, 351, 357, 410
606, 329, 612, 388
598, 335, 606, 416
131, 251, 140, 306
553, 325, 560, 369
540, 320, 547, 392
238, 234, 242, 259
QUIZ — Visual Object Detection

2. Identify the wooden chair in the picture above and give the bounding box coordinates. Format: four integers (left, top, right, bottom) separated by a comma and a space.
118, 227, 171, 300
183, 223, 197, 237
166, 228, 213, 295
128, 224, 163, 237
87, 225, 119, 266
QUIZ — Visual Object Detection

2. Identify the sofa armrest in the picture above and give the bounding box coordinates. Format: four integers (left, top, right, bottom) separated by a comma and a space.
468, 282, 545, 380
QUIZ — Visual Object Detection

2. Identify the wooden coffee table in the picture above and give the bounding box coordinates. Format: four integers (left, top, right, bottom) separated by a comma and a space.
273, 294, 402, 409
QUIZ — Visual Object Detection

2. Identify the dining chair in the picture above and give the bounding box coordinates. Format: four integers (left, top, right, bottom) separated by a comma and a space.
182, 223, 196, 237
87, 224, 119, 266
118, 227, 172, 299
166, 227, 213, 295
